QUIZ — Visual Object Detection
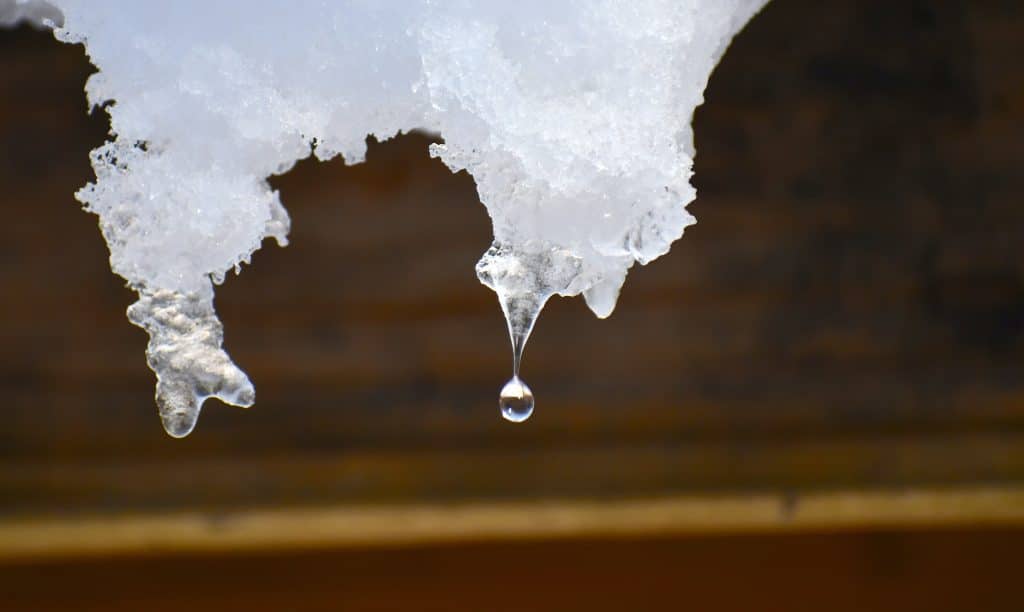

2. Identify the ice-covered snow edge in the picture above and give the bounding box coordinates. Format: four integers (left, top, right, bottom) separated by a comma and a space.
4, 0, 768, 435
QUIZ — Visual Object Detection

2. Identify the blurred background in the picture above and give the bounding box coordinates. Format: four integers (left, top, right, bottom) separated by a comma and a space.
1, 1, 1023, 610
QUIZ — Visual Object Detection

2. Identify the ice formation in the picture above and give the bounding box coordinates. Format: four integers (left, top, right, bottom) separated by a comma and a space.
2, 0, 768, 435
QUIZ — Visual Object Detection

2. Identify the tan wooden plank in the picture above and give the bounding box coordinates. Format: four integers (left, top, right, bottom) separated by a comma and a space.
1, 485, 1023, 561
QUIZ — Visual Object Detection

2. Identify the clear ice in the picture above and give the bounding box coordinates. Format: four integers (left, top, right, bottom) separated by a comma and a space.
127, 285, 255, 438
2, 0, 769, 434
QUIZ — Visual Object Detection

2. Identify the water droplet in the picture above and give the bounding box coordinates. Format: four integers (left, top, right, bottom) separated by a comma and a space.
495, 291, 546, 423
499, 376, 534, 422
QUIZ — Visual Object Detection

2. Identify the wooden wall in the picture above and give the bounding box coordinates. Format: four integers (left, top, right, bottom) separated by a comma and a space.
0, 1, 1023, 599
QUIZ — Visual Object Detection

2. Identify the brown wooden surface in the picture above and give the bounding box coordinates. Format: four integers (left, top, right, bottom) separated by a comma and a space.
0, 0, 1023, 537
2, 529, 1022, 612
3, 487, 1024, 561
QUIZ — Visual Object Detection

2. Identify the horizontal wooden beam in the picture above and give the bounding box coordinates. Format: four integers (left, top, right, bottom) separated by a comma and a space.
3, 485, 1023, 562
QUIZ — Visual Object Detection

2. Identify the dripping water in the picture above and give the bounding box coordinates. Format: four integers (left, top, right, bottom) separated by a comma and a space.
499, 377, 533, 422
497, 292, 545, 423
477, 242, 579, 424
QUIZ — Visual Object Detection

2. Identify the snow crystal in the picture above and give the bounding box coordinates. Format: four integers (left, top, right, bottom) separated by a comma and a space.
2, 0, 768, 434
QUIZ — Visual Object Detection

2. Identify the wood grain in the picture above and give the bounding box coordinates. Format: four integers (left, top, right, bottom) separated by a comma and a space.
2, 486, 1024, 561
2, 529, 1022, 612
0, 0, 1022, 536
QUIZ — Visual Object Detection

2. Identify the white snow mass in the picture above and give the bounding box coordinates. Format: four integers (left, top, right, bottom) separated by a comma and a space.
3, 0, 768, 435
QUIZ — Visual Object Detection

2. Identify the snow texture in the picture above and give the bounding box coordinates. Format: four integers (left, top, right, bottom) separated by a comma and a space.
2, 0, 768, 435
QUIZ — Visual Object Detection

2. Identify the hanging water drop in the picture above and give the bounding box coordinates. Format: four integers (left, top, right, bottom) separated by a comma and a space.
499, 376, 534, 422
495, 290, 546, 423
476, 244, 585, 424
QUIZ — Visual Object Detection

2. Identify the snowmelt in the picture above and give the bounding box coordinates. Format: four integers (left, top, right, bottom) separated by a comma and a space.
2, 0, 768, 435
